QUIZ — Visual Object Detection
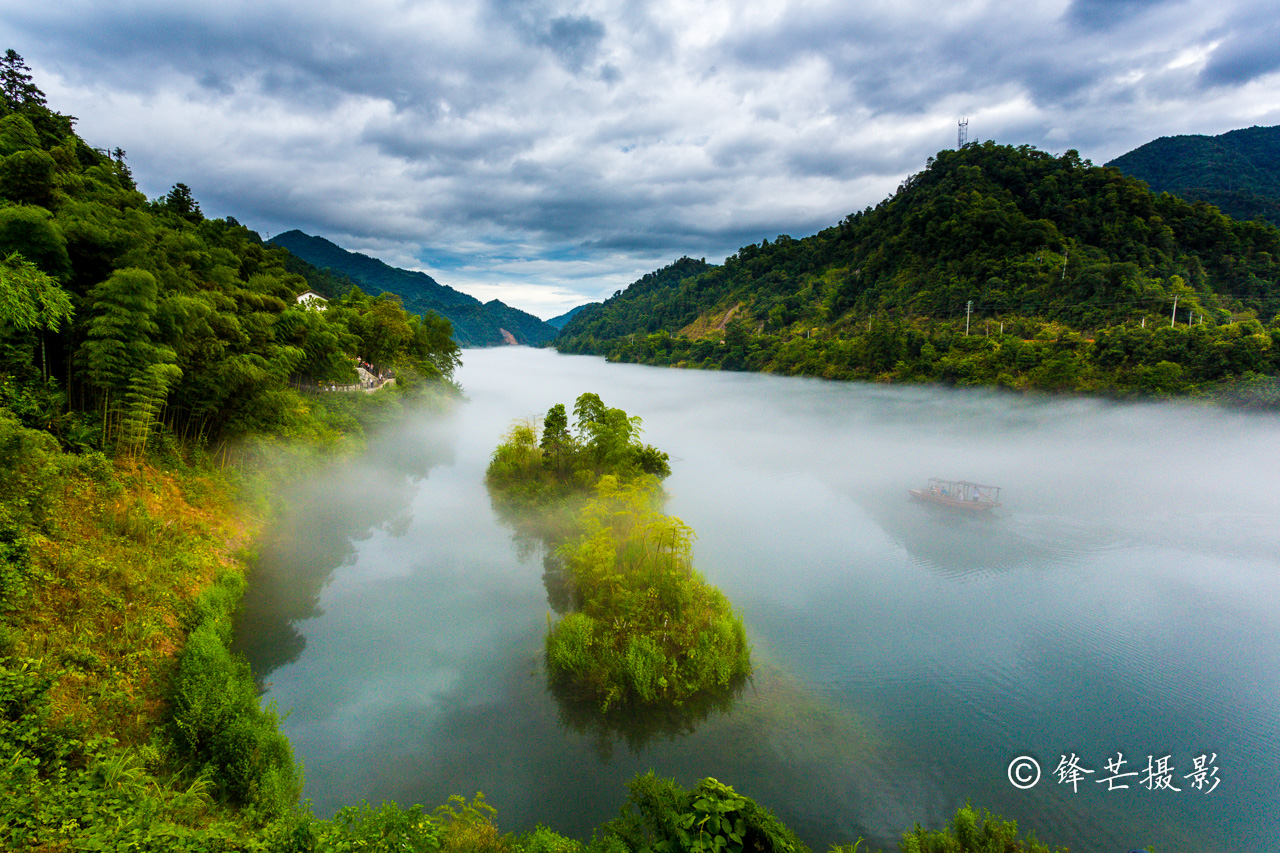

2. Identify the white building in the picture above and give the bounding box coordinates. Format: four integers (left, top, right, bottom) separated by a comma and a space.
295, 290, 328, 310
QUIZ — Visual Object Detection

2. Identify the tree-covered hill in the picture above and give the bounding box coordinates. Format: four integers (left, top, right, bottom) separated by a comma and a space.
0, 50, 462, 456
558, 141, 1280, 402
1107, 125, 1280, 226
270, 229, 559, 347
547, 302, 590, 329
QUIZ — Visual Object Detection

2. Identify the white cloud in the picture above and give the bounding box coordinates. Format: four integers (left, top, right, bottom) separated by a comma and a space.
3, 0, 1278, 315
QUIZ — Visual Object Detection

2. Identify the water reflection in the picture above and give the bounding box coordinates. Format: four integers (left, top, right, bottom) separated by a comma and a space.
549, 675, 747, 762
233, 412, 457, 679
859, 487, 1064, 577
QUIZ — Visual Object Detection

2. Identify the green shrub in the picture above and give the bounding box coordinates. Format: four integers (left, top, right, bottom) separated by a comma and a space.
308, 800, 443, 852
602, 773, 808, 853
519, 825, 585, 853
899, 804, 1067, 853
169, 560, 301, 818
169, 621, 300, 815
435, 793, 506, 853
545, 477, 750, 712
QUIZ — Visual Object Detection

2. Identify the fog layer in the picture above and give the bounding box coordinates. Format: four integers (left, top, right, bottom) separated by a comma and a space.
236, 347, 1279, 852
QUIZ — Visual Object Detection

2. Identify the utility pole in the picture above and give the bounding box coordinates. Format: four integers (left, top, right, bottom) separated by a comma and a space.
1171, 294, 1179, 327
965, 300, 973, 336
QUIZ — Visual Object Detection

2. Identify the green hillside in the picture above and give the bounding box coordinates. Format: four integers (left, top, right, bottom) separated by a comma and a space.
558, 141, 1280, 403
0, 49, 469, 848
547, 303, 591, 329
271, 229, 559, 347
1107, 125, 1280, 225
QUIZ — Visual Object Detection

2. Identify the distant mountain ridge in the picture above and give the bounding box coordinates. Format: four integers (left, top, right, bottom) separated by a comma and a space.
269, 230, 557, 347
546, 304, 591, 329
1106, 125, 1280, 225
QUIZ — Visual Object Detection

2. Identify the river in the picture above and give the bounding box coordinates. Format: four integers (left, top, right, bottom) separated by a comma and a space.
234, 346, 1280, 851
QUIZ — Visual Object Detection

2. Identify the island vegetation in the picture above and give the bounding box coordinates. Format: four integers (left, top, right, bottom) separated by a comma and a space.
487, 393, 751, 712
556, 142, 1279, 407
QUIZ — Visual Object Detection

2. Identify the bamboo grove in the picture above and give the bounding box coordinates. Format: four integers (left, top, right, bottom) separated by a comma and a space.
0, 53, 461, 462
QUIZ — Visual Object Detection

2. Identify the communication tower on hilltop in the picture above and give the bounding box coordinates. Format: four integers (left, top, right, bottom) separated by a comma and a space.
958, 118, 969, 148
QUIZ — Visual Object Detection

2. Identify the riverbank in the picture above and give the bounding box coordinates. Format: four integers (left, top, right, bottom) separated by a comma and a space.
556, 314, 1280, 409
0, 383, 468, 848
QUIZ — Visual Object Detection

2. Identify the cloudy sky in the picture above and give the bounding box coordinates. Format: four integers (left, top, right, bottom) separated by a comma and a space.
4, 0, 1279, 317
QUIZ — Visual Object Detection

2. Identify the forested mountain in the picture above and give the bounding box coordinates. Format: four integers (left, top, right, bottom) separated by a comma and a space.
1107, 125, 1280, 225
547, 303, 590, 329
271, 229, 558, 347
558, 142, 1280, 402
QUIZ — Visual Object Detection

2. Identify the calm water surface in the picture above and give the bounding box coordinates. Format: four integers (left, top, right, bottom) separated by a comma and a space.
235, 348, 1280, 852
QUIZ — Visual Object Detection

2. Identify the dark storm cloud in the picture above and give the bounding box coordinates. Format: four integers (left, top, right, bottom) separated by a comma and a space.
1200, 18, 1280, 87
717, 4, 1140, 117
8, 2, 530, 112
1064, 0, 1178, 31
2, 0, 1277, 315
487, 0, 609, 73
540, 15, 607, 71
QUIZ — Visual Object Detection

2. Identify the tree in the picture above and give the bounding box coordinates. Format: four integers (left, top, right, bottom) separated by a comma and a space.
79, 267, 181, 449
0, 50, 46, 112
0, 251, 72, 333
540, 402, 572, 475
0, 147, 57, 206
0, 206, 71, 280
161, 183, 202, 222
0, 251, 73, 382
573, 392, 642, 474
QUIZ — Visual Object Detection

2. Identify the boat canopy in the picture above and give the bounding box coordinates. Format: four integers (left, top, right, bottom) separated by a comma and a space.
922, 478, 1000, 504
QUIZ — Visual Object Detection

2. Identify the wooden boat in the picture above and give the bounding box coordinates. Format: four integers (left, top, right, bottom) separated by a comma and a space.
908, 478, 1001, 512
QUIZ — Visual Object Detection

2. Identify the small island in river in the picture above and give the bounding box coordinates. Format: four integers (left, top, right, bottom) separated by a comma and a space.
486, 393, 751, 713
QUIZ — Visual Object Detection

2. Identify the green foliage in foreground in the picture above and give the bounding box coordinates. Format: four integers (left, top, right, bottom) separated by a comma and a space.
546, 477, 750, 711
604, 772, 809, 853
0, 367, 455, 849
169, 570, 300, 817
896, 804, 1067, 853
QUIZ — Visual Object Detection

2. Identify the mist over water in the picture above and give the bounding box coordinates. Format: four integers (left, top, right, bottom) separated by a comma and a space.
235, 347, 1280, 852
